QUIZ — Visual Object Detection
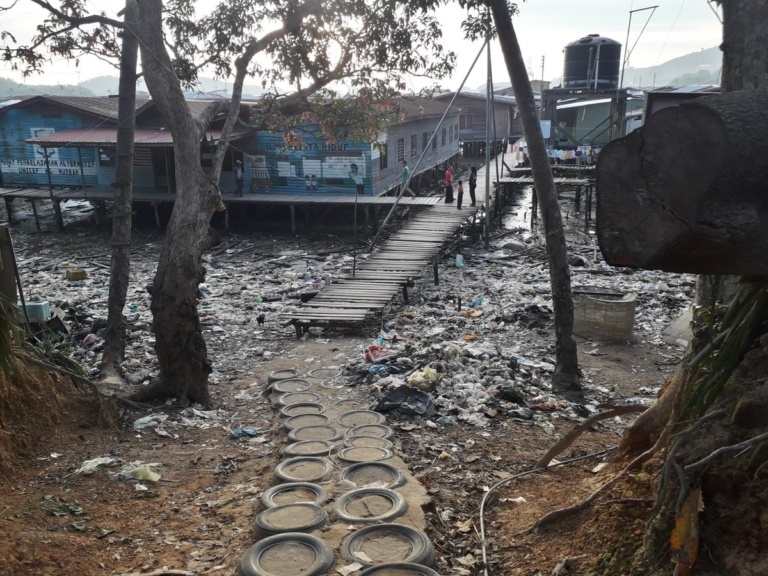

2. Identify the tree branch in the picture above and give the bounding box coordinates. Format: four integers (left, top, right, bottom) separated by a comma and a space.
685, 431, 768, 471
28, 0, 124, 28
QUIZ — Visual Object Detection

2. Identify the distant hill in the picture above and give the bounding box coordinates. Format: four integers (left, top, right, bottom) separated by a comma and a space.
0, 76, 95, 97
622, 46, 721, 88
0, 74, 269, 99
475, 46, 721, 93
79, 75, 267, 98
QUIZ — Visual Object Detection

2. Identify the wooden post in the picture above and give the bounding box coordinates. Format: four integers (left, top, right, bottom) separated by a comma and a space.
365, 206, 370, 235
224, 203, 229, 233
153, 203, 161, 229
290, 205, 296, 235
30, 200, 40, 231
531, 185, 538, 226
4, 198, 13, 224
77, 147, 88, 198
433, 254, 439, 286
53, 199, 64, 231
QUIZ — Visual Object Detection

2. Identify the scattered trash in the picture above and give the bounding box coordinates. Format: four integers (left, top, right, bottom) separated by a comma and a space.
75, 456, 118, 475
406, 366, 439, 389
231, 428, 263, 438
374, 385, 436, 417
118, 462, 162, 482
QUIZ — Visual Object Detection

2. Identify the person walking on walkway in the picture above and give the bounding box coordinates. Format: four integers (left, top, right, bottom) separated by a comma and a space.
234, 160, 244, 197
444, 166, 454, 203
468, 166, 477, 206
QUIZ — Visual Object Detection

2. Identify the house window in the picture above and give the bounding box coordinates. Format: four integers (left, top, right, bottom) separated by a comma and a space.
449, 126, 453, 144
441, 127, 446, 147
410, 135, 417, 158
432, 135, 437, 150
422, 132, 428, 151
460, 114, 473, 129
98, 147, 115, 167
379, 143, 388, 169
397, 138, 405, 162
455, 123, 459, 142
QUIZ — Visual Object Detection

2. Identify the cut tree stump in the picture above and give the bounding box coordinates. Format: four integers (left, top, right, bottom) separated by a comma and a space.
597, 89, 768, 275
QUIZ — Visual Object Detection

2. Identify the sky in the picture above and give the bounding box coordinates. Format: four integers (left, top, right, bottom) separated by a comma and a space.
0, 0, 723, 92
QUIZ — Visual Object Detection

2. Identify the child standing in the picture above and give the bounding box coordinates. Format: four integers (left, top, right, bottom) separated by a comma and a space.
456, 179, 464, 209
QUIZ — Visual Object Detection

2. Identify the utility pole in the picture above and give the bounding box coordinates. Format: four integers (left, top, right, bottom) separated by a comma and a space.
539, 55, 545, 119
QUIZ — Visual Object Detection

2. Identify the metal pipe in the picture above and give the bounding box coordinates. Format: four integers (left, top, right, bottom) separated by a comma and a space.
484, 22, 492, 249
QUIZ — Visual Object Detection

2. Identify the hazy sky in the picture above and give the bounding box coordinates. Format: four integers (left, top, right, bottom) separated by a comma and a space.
0, 0, 722, 91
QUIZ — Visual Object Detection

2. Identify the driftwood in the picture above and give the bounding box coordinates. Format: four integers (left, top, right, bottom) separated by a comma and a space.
597, 89, 768, 275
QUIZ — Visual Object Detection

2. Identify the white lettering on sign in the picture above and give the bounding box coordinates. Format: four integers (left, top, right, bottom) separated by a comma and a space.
0, 158, 97, 176
30, 127, 58, 162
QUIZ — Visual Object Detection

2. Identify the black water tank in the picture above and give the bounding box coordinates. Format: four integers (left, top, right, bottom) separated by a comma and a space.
562, 34, 622, 90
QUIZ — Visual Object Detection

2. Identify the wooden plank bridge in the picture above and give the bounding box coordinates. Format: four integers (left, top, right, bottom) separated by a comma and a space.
281, 203, 480, 336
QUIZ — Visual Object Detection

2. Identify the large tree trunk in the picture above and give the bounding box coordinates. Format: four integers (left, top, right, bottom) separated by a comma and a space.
128, 0, 220, 407
489, 0, 580, 392
624, 2, 768, 574
597, 89, 768, 275
100, 0, 138, 381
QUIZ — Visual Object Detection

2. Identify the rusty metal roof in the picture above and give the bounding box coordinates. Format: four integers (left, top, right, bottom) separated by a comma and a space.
0, 95, 152, 119
391, 96, 459, 121
25, 126, 252, 147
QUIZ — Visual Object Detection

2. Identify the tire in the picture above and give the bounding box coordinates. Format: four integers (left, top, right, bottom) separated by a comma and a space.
267, 369, 300, 384
337, 446, 393, 464
272, 378, 312, 394
347, 424, 394, 441
255, 503, 328, 535
260, 482, 328, 509
337, 410, 386, 428
284, 440, 335, 458
276, 391, 322, 407
339, 461, 406, 489
239, 532, 333, 576
344, 436, 394, 450
288, 425, 342, 443
359, 563, 441, 576
283, 413, 331, 432
341, 523, 434, 567
275, 457, 334, 483
307, 367, 340, 380
335, 488, 407, 523
280, 402, 325, 418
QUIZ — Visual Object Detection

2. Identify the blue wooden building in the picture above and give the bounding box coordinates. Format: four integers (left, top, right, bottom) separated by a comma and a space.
0, 95, 458, 198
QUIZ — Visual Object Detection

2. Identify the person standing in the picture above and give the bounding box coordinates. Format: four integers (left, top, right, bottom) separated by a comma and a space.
444, 165, 454, 203
349, 163, 365, 194
234, 160, 244, 197
456, 179, 464, 209
468, 166, 477, 206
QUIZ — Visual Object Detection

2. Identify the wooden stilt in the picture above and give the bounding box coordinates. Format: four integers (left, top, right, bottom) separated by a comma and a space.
4, 198, 13, 224
290, 205, 296, 235
224, 203, 230, 233
31, 200, 41, 231
53, 199, 64, 231
433, 255, 439, 286
153, 202, 161, 229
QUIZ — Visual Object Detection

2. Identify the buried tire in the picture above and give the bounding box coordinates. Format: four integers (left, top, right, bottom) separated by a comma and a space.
341, 523, 434, 567
239, 532, 333, 576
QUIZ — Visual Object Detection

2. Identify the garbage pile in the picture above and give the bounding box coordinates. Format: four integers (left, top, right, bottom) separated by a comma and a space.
11, 213, 692, 425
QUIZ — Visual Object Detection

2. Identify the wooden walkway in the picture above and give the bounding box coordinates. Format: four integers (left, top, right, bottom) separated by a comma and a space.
0, 186, 441, 232
281, 203, 479, 335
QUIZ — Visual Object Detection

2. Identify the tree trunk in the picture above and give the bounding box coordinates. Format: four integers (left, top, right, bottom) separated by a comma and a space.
625, 2, 768, 574
597, 89, 768, 275
128, 0, 219, 407
100, 0, 138, 381
488, 0, 580, 392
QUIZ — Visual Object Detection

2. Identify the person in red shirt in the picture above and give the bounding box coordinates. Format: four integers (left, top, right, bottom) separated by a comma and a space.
444, 166, 454, 203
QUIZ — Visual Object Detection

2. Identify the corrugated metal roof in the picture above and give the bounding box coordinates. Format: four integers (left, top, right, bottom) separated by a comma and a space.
648, 85, 720, 94
392, 96, 459, 121
433, 91, 518, 106
0, 95, 151, 119
25, 126, 252, 147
